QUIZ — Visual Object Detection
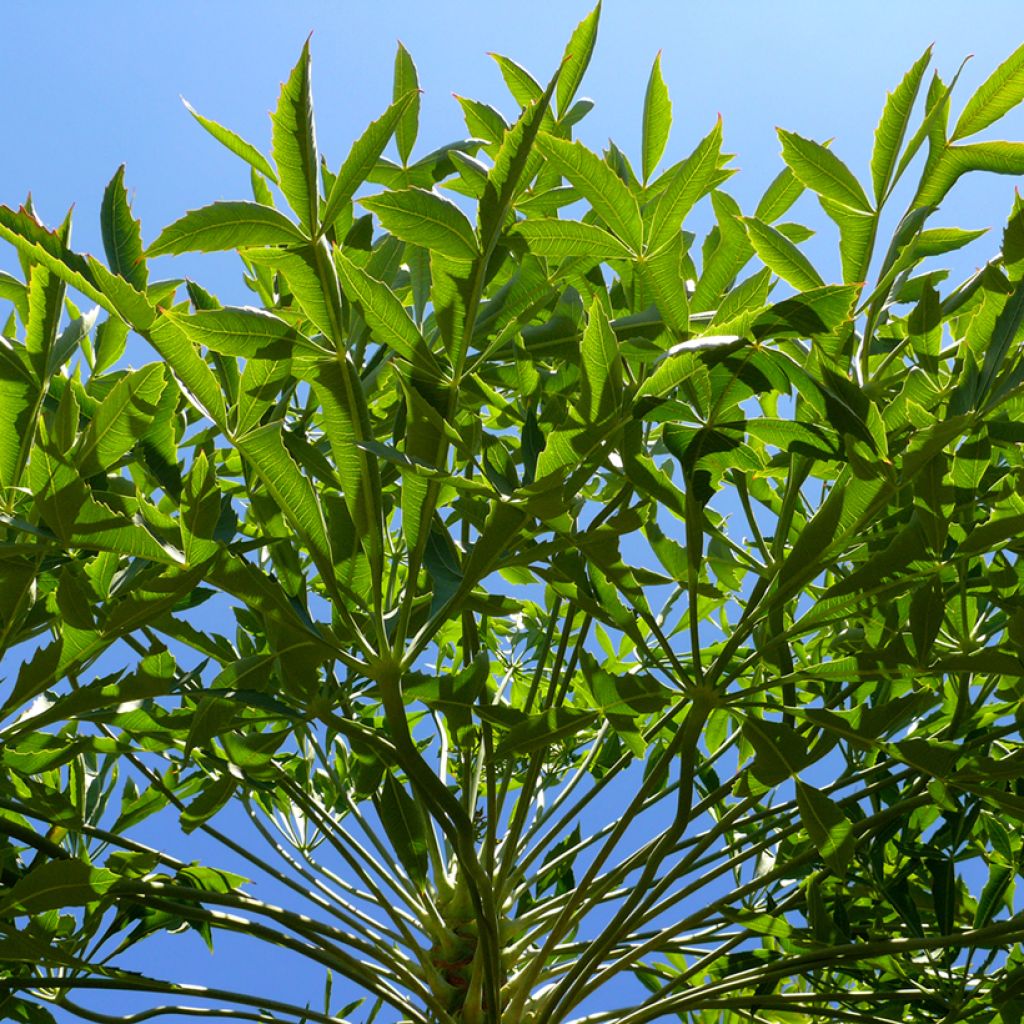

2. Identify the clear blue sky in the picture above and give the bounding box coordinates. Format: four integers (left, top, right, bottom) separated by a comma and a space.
4, 2, 1024, 1021
4, 2, 1024, 292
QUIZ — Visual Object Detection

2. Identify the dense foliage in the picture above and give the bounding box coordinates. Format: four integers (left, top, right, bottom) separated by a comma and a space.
4, 7, 1024, 1023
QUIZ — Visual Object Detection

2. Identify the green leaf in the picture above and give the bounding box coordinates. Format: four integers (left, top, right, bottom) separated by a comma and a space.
646, 118, 723, 254
742, 216, 824, 291
914, 225, 988, 257
556, 2, 601, 119
76, 362, 167, 476
795, 780, 856, 877
168, 306, 321, 359
0, 205, 110, 314
910, 576, 944, 662
180, 450, 222, 564
378, 774, 430, 888
741, 717, 814, 785
578, 297, 621, 423
0, 345, 37, 492
29, 434, 184, 565
25, 260, 67, 384
334, 251, 442, 378
0, 268, 28, 322
235, 422, 334, 585
978, 276, 1024, 406
870, 47, 932, 202
222, 729, 287, 774
895, 68, 960, 190
535, 134, 643, 252
512, 218, 633, 261
752, 284, 859, 339
182, 98, 278, 183
490, 53, 545, 111
272, 38, 320, 234
100, 165, 147, 290
393, 43, 420, 165
147, 313, 228, 429
147, 201, 305, 256
181, 775, 236, 833
185, 694, 237, 758
641, 51, 672, 183
754, 166, 805, 223
298, 356, 384, 575
456, 95, 509, 144
916, 141, 1024, 210
494, 706, 599, 759
321, 91, 419, 234
0, 859, 118, 915
479, 71, 560, 262
242, 243, 338, 340
953, 41, 1024, 141
361, 188, 478, 261
777, 129, 872, 212
975, 863, 1014, 927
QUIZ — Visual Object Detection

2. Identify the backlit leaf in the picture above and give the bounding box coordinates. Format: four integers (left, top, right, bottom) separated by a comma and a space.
361, 188, 478, 260
100, 165, 147, 290
641, 52, 672, 183
272, 38, 320, 234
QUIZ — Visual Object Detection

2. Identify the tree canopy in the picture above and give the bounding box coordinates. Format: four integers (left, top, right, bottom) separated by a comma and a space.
4, 7, 1024, 1024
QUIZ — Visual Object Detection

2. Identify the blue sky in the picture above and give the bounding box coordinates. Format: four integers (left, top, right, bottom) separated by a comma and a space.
5, 2, 1024, 1022
4, 1, 1024, 292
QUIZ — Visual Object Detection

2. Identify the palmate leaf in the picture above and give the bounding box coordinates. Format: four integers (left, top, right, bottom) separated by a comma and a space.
914, 225, 988, 257
578, 298, 622, 423
24, 261, 64, 385
478, 69, 559, 261
640, 232, 689, 333
0, 205, 111, 315
242, 243, 338, 340
493, 707, 599, 759
297, 355, 384, 575
752, 283, 859, 339
0, 267, 28, 322
147, 313, 228, 430
741, 716, 815, 785
377, 774, 430, 888
490, 53, 546, 113
754, 165, 805, 223
167, 306, 324, 360
0, 341, 37, 492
